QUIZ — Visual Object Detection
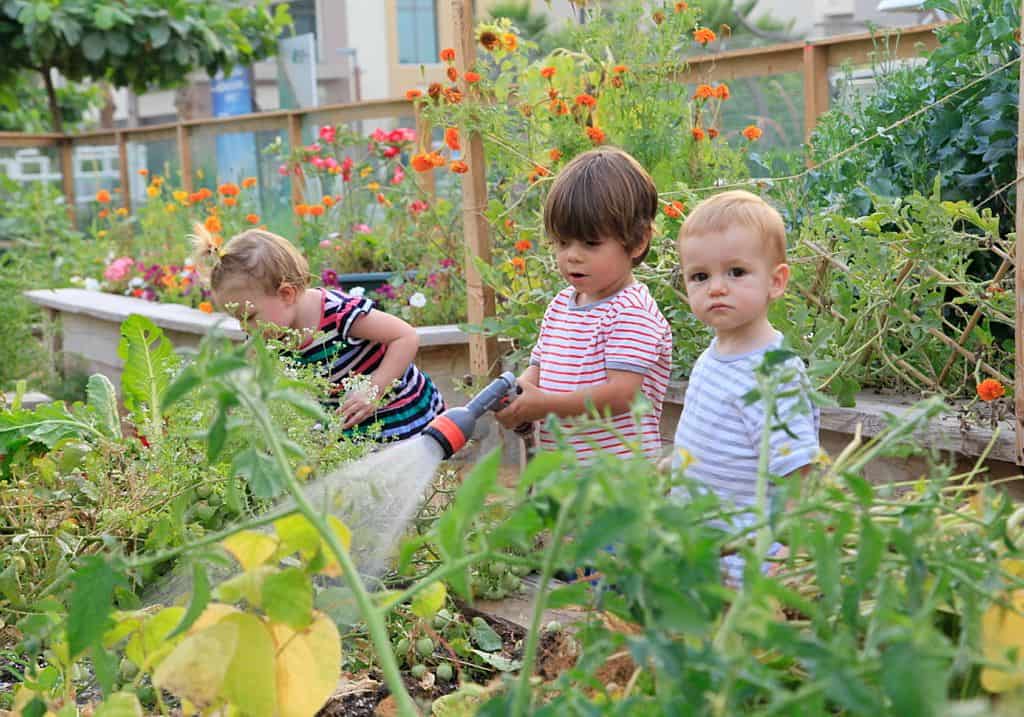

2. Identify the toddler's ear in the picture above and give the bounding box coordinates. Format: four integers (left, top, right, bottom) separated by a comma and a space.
278, 283, 299, 303
769, 263, 790, 299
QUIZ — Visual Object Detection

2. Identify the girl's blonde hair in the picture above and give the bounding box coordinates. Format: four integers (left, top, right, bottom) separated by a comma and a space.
190, 224, 310, 295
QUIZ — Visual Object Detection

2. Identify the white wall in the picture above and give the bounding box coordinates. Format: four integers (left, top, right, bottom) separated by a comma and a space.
346, 1, 391, 100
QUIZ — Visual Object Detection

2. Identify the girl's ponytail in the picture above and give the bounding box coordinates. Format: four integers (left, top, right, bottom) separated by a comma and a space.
189, 222, 222, 287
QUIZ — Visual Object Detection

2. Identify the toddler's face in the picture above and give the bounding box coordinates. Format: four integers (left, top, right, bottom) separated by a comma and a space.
553, 235, 644, 304
215, 281, 296, 337
679, 225, 787, 335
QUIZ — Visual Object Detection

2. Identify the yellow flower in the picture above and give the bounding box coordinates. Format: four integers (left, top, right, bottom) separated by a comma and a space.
196, 168, 204, 180
115, 208, 128, 217
676, 447, 695, 471
164, 203, 176, 213
146, 186, 159, 198
173, 190, 188, 203
367, 181, 380, 190
296, 465, 313, 480
151, 176, 164, 187
97, 230, 108, 238
360, 165, 373, 178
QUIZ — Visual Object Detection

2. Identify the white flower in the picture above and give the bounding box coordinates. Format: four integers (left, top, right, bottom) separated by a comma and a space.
84, 278, 101, 292
129, 277, 145, 288
409, 292, 427, 308
349, 286, 366, 297
70, 275, 82, 284
54, 256, 64, 268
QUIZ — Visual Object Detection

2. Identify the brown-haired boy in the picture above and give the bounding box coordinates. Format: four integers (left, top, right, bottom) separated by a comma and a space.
495, 147, 673, 462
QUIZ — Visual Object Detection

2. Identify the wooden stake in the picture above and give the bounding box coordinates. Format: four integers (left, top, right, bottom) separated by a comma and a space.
116, 131, 131, 213
58, 138, 76, 227
287, 113, 306, 209
1015, 0, 1024, 464
453, 0, 499, 378
177, 123, 194, 194
802, 44, 830, 141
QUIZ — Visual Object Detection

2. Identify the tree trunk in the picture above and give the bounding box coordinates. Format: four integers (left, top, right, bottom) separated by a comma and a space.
42, 66, 63, 133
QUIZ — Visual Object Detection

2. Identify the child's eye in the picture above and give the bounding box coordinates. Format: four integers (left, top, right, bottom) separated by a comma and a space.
585, 239, 603, 247
689, 272, 708, 282
728, 267, 747, 277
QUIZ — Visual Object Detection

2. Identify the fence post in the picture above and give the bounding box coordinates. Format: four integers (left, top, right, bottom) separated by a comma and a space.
287, 112, 306, 210
58, 138, 76, 227
802, 43, 830, 140
116, 131, 131, 213
177, 123, 193, 193
414, 101, 436, 201
1014, 0, 1024, 464
453, 0, 499, 378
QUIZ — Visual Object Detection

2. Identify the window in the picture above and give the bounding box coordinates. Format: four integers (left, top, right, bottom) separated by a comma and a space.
279, 0, 317, 41
397, 0, 438, 64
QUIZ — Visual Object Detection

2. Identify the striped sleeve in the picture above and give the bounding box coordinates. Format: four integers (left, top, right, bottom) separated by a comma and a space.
333, 295, 375, 343
604, 303, 666, 375
529, 298, 556, 367
735, 363, 819, 477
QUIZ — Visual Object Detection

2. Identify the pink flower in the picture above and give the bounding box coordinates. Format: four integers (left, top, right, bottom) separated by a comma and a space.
371, 128, 388, 143
387, 129, 406, 143
278, 164, 289, 176
408, 199, 429, 215
391, 166, 406, 185
440, 258, 457, 268
305, 143, 321, 153
318, 125, 337, 143
103, 256, 135, 282
320, 239, 333, 248
310, 156, 326, 169
354, 223, 372, 234
398, 128, 416, 142
426, 272, 440, 287
341, 156, 353, 182
383, 145, 400, 159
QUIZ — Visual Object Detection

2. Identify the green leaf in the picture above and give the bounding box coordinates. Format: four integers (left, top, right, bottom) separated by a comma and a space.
118, 315, 179, 438
125, 606, 185, 669
435, 448, 500, 595
167, 564, 211, 639
572, 507, 636, 560
91, 645, 118, 698
86, 374, 122, 439
469, 618, 502, 652
262, 568, 313, 630
221, 613, 277, 717
470, 649, 521, 672
410, 581, 446, 620
94, 5, 115, 30
516, 450, 566, 496
82, 32, 106, 61
233, 447, 282, 499
314, 586, 361, 627
207, 405, 227, 461
161, 364, 201, 409
93, 692, 143, 717
68, 556, 124, 659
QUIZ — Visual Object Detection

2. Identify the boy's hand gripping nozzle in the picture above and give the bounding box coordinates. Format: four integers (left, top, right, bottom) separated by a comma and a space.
423, 371, 521, 459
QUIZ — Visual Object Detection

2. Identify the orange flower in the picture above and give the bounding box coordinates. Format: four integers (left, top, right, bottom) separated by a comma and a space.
510, 256, 526, 273
115, 207, 128, 217
198, 301, 214, 314
742, 125, 763, 141
585, 126, 606, 144
540, 66, 556, 79
242, 177, 258, 189
222, 197, 237, 207
218, 183, 240, 197
445, 127, 461, 151
534, 164, 550, 177
294, 203, 310, 216
714, 83, 730, 100
575, 93, 597, 108
308, 204, 325, 217
675, 1, 688, 11
98, 209, 109, 219
515, 239, 533, 252
694, 27, 717, 44
96, 189, 112, 204
611, 77, 624, 89
708, 127, 720, 139
204, 215, 222, 233
479, 30, 500, 51
411, 153, 435, 172
406, 89, 423, 100
502, 33, 518, 51
549, 148, 562, 161
376, 192, 390, 206
198, 187, 213, 201
465, 71, 481, 83
652, 10, 666, 24
551, 100, 570, 115
692, 127, 706, 141
439, 47, 456, 62
188, 192, 203, 204
138, 168, 149, 176
978, 378, 1006, 402
443, 86, 463, 104
322, 195, 336, 207
246, 213, 260, 224
450, 160, 469, 174
693, 84, 714, 100
663, 200, 686, 219
446, 66, 458, 82
427, 82, 443, 99
612, 64, 628, 74
428, 152, 446, 167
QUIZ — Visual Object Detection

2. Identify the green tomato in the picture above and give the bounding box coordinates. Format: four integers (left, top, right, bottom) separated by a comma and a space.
483, 587, 505, 601
395, 637, 410, 657
119, 657, 139, 680
410, 663, 427, 679
501, 574, 522, 592
195, 484, 213, 499
488, 561, 507, 577
136, 686, 156, 706
545, 620, 562, 633
435, 662, 453, 682
206, 492, 222, 507
415, 637, 434, 658
194, 501, 216, 522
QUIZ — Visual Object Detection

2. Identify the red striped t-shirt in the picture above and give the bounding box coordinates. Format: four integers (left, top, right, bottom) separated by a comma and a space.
529, 283, 672, 461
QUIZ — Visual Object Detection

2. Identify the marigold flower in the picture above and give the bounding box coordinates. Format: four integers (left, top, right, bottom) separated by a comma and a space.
198, 188, 213, 201
540, 66, 556, 79
198, 301, 214, 314
693, 84, 714, 100
294, 203, 310, 217
242, 177, 258, 189
322, 195, 336, 207
439, 47, 456, 62
510, 256, 526, 273
218, 183, 240, 197
694, 27, 717, 44
450, 160, 469, 174
189, 192, 202, 203
652, 10, 666, 24
98, 209, 109, 219
205, 216, 222, 233
367, 182, 380, 191
406, 89, 423, 100
550, 99, 570, 115
246, 213, 260, 224
446, 66, 458, 82
708, 127, 720, 139
97, 230, 108, 238
445, 127, 461, 151
138, 168, 149, 176
173, 191, 188, 204
502, 33, 518, 51
549, 148, 562, 161
116, 207, 128, 217
479, 30, 500, 51
376, 192, 390, 206
152, 176, 164, 187
534, 164, 550, 177
978, 378, 1006, 402
675, 1, 688, 11
742, 125, 763, 141
465, 71, 481, 83
714, 83, 730, 100
610, 77, 623, 89
222, 197, 237, 207
515, 239, 533, 252
428, 152, 446, 167
411, 153, 435, 172
427, 82, 443, 99
443, 86, 463, 104
663, 200, 686, 218
96, 189, 112, 203
309, 204, 325, 216
146, 186, 159, 198
165, 203, 176, 213
575, 93, 597, 108
612, 64, 628, 74
585, 126, 606, 144
692, 127, 706, 141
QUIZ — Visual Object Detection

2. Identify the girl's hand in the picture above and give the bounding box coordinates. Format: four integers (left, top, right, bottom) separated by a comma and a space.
338, 391, 377, 429
495, 382, 545, 428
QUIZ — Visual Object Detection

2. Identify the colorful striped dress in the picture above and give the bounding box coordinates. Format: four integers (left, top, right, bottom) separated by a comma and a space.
293, 288, 445, 442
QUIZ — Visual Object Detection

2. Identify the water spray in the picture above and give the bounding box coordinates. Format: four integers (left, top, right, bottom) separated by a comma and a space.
422, 371, 521, 458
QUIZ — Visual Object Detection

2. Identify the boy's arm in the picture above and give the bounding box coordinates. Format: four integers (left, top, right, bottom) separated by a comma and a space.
495, 368, 644, 427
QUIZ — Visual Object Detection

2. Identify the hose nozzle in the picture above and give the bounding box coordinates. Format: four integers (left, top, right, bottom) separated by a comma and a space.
423, 371, 519, 458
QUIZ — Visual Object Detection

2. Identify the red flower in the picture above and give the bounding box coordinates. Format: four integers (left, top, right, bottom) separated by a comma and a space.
242, 176, 258, 189
515, 239, 533, 252
575, 93, 597, 108
693, 84, 714, 100
465, 71, 481, 83
446, 66, 458, 82
439, 47, 456, 62
540, 66, 556, 79
96, 189, 112, 203
663, 200, 686, 219
692, 127, 706, 141
714, 83, 730, 100
510, 257, 526, 273
218, 183, 239, 197
708, 127, 720, 139
246, 213, 260, 224
450, 160, 469, 174
308, 204, 325, 217
406, 89, 423, 100
675, 1, 688, 11
694, 27, 717, 44
411, 153, 435, 172
445, 127, 461, 151
978, 379, 1006, 402
742, 125, 763, 141
549, 148, 562, 161
585, 126, 606, 144
612, 65, 628, 74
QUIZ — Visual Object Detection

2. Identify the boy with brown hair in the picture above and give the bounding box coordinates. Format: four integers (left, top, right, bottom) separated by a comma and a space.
495, 146, 673, 462
672, 189, 819, 584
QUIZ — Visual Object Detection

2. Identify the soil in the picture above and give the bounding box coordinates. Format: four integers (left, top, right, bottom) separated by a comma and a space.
535, 629, 579, 680
317, 675, 386, 717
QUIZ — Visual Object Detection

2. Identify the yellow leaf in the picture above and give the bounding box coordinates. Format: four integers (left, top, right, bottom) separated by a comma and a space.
93, 691, 143, 717
188, 603, 240, 635
981, 590, 1024, 692
411, 581, 447, 620
319, 515, 353, 577
221, 531, 279, 570
221, 613, 277, 717
153, 619, 239, 709
274, 514, 321, 559
214, 566, 275, 607
126, 607, 185, 671
271, 611, 341, 717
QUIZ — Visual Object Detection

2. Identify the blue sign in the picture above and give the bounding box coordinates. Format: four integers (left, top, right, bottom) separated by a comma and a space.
210, 66, 258, 183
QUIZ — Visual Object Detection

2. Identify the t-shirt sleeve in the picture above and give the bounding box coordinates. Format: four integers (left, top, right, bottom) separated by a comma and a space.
529, 301, 554, 367
736, 360, 820, 476
604, 304, 668, 375
334, 293, 375, 343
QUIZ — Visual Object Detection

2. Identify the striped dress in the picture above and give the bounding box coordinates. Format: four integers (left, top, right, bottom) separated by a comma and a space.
529, 283, 672, 462
293, 288, 445, 442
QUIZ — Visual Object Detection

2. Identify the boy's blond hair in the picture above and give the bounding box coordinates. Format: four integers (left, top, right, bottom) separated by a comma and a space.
191, 224, 310, 295
677, 190, 787, 265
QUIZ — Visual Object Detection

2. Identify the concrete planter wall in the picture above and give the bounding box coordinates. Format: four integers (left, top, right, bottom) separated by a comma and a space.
24, 288, 1023, 485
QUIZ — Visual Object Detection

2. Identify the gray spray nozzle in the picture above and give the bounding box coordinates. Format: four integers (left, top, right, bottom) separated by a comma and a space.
422, 371, 520, 459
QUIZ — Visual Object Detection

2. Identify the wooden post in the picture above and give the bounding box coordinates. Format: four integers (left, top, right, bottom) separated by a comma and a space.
116, 131, 131, 213
58, 138, 76, 227
802, 43, 830, 140
453, 0, 499, 377
413, 100, 436, 201
177, 123, 194, 193
287, 113, 305, 208
1014, 0, 1024, 464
